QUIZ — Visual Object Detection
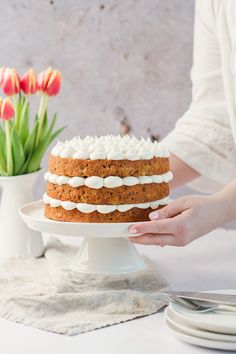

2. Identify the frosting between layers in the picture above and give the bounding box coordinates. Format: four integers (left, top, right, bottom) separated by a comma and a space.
51, 135, 170, 160
44, 171, 173, 188
43, 193, 169, 214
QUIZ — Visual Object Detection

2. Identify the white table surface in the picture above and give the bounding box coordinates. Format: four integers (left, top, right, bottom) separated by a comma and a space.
1, 228, 236, 354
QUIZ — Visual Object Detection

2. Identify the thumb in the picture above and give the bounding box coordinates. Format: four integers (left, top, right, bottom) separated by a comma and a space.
149, 199, 183, 220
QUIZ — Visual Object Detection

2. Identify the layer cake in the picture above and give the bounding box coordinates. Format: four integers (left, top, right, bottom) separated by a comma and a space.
43, 135, 172, 223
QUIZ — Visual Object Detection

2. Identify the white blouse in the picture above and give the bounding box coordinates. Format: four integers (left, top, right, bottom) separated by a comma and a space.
162, 0, 236, 193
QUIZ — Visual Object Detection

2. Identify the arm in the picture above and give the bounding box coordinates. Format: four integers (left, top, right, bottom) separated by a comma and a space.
169, 153, 200, 189
129, 180, 236, 247
161, 0, 236, 189
129, 1, 236, 246
214, 179, 236, 224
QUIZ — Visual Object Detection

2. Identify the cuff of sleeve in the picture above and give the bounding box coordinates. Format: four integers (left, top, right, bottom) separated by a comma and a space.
161, 131, 236, 188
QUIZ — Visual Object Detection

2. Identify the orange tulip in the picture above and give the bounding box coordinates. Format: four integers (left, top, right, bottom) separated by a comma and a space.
0, 97, 15, 121
2, 68, 20, 96
37, 67, 61, 96
20, 68, 38, 95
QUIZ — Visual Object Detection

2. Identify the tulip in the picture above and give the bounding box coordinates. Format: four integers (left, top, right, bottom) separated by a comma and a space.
35, 68, 61, 145
37, 67, 61, 96
0, 97, 15, 175
20, 68, 38, 95
2, 68, 20, 96
0, 67, 6, 86
0, 97, 15, 121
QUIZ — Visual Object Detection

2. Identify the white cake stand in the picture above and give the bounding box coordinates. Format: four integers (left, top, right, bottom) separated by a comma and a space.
19, 200, 146, 274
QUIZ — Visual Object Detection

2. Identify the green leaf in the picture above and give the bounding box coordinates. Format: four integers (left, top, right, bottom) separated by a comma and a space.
0, 153, 7, 175
0, 142, 6, 175
0, 163, 6, 176
5, 120, 13, 175
19, 99, 30, 145
18, 150, 33, 175
14, 94, 22, 132
0, 124, 6, 174
26, 115, 64, 173
49, 125, 66, 145
11, 126, 25, 175
24, 119, 39, 158
39, 111, 49, 142
26, 134, 51, 173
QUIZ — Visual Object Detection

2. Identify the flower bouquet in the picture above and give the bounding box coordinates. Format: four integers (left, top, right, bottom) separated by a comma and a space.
0, 67, 65, 176
0, 67, 65, 258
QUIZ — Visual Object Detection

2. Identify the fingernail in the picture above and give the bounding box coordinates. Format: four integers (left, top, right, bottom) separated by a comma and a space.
149, 211, 159, 220
129, 227, 138, 234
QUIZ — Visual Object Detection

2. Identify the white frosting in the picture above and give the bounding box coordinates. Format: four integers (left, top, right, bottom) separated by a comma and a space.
84, 176, 104, 189
73, 149, 90, 159
69, 177, 85, 187
123, 176, 139, 186
90, 149, 107, 160
51, 135, 170, 160
104, 176, 123, 188
44, 171, 173, 188
138, 176, 153, 184
43, 193, 169, 214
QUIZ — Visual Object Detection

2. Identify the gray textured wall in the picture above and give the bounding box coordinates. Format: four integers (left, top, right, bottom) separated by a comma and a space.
0, 0, 194, 137
0, 0, 194, 194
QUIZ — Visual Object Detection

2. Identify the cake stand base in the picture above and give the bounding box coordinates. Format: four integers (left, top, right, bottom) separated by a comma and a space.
19, 200, 146, 275
72, 237, 145, 274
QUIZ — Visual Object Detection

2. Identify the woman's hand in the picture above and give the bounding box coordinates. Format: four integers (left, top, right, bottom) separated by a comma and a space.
128, 194, 228, 247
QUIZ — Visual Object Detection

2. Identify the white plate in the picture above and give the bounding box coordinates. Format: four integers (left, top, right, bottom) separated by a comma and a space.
165, 317, 236, 351
19, 200, 143, 238
165, 306, 236, 342
168, 296, 236, 335
164, 290, 236, 351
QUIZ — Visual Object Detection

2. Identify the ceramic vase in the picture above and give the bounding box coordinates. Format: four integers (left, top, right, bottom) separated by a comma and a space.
0, 170, 44, 258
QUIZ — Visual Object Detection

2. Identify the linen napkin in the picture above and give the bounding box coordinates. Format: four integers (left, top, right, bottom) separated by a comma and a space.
0, 239, 168, 335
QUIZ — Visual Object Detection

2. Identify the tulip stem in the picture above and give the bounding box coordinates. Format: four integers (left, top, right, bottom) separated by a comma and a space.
5, 120, 13, 175
35, 94, 48, 146
38, 94, 45, 117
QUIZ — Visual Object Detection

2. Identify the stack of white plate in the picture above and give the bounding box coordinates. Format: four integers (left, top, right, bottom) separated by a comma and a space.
165, 293, 236, 351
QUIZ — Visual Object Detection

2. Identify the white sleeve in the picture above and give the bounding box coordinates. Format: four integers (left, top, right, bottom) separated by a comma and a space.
161, 0, 236, 191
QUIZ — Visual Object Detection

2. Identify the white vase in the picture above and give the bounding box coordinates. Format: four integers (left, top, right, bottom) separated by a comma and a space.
0, 170, 44, 258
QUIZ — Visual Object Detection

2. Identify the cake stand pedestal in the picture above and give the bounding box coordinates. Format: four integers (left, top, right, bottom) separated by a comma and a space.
19, 201, 145, 274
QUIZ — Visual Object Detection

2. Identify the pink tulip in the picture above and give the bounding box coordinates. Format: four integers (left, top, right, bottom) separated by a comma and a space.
37, 67, 61, 96
20, 68, 38, 95
0, 97, 15, 121
2, 68, 20, 96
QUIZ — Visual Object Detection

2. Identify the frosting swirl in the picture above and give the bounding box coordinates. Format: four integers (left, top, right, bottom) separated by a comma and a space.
43, 193, 169, 214
51, 135, 170, 160
44, 171, 173, 188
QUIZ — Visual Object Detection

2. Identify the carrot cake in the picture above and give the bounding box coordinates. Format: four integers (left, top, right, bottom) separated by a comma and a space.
43, 135, 172, 223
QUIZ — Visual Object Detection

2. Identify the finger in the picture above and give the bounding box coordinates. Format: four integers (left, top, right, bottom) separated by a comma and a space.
129, 234, 176, 246
129, 219, 176, 235
149, 199, 187, 220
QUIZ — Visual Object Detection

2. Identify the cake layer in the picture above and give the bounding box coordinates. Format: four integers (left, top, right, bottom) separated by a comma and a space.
45, 204, 164, 223
47, 182, 169, 204
48, 155, 169, 177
